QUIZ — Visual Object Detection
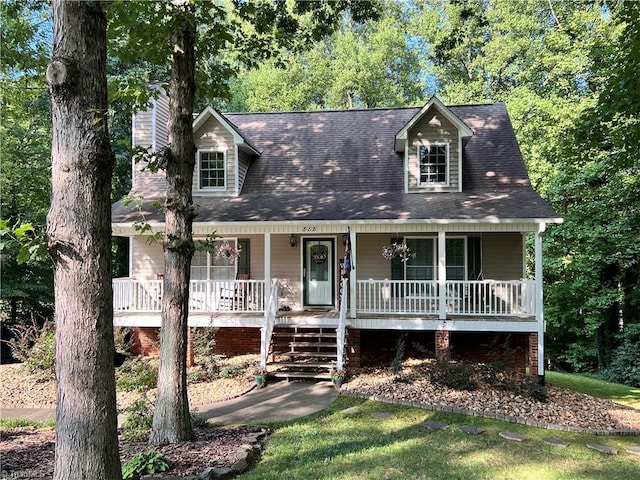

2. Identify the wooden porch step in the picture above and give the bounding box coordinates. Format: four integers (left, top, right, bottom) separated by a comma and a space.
273, 332, 337, 338
270, 361, 335, 369
272, 341, 337, 348
270, 371, 331, 380
271, 351, 338, 359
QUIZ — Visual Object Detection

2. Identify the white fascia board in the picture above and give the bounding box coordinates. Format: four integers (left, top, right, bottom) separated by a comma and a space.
395, 96, 474, 152
113, 217, 563, 236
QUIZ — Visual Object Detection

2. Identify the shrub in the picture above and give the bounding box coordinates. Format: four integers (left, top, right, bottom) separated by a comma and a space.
391, 334, 407, 376
190, 409, 212, 428
121, 397, 154, 442
122, 450, 168, 479
113, 326, 133, 354
602, 324, 640, 388
116, 357, 158, 392
25, 327, 55, 376
430, 361, 478, 391
189, 327, 218, 381
518, 379, 549, 402
3, 317, 55, 378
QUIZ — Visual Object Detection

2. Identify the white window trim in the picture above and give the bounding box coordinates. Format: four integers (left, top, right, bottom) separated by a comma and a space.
417, 142, 450, 187
404, 236, 437, 280
196, 150, 227, 192
403, 236, 468, 280
444, 236, 468, 281
190, 237, 239, 280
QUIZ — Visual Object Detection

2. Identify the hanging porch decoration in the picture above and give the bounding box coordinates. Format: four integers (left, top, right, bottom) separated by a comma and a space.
381, 239, 416, 263
311, 243, 328, 264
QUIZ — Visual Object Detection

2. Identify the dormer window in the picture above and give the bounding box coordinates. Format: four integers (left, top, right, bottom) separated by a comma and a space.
198, 151, 225, 190
419, 143, 449, 185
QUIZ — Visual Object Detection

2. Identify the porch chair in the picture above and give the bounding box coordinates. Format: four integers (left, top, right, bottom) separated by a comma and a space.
219, 273, 250, 311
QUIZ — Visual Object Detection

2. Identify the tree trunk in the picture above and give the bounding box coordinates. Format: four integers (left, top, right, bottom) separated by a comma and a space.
46, 2, 121, 479
149, 2, 197, 445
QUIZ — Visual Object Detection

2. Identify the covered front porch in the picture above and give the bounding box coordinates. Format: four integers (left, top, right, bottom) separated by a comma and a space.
112, 278, 538, 321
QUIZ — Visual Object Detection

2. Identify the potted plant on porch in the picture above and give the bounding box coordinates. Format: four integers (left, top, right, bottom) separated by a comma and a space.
329, 368, 346, 388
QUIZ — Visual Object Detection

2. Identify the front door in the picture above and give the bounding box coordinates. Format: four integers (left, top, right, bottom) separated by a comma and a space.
303, 238, 335, 307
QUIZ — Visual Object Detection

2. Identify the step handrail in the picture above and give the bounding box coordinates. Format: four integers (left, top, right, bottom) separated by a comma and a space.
260, 278, 279, 369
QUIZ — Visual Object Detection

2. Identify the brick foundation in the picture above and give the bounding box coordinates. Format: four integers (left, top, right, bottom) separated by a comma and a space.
350, 330, 529, 374
529, 332, 539, 377
131, 327, 160, 356
130, 327, 194, 366
214, 327, 261, 356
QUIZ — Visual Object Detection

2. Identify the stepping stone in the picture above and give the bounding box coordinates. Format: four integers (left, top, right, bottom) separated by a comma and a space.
499, 431, 529, 442
458, 425, 485, 435
587, 444, 618, 455
625, 446, 640, 457
340, 407, 361, 415
422, 420, 449, 430
371, 412, 396, 419
543, 437, 571, 448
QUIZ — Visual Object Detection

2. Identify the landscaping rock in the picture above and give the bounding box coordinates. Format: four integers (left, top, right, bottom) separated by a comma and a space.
340, 406, 361, 414
624, 446, 640, 457
458, 426, 485, 435
422, 420, 449, 430
543, 437, 571, 448
499, 431, 529, 442
371, 412, 396, 419
586, 444, 618, 455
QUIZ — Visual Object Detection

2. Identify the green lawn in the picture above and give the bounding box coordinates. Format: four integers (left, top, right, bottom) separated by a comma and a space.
240, 396, 640, 480
546, 371, 640, 409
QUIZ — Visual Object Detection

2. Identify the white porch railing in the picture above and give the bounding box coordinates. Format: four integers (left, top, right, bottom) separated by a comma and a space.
113, 278, 265, 313
356, 279, 536, 317
356, 280, 439, 315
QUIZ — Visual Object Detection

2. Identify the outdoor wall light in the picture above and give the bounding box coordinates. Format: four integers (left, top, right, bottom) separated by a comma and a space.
290, 234, 297, 248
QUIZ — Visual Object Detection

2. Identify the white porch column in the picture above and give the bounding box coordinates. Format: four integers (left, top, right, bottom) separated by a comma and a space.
535, 223, 546, 383
349, 230, 357, 319
264, 233, 272, 301
438, 231, 447, 320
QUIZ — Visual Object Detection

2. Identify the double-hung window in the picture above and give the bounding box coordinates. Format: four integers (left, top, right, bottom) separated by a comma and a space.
190, 239, 237, 281
199, 151, 225, 190
418, 143, 448, 185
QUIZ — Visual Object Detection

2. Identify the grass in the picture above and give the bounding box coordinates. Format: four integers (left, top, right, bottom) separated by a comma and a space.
0, 417, 55, 429
546, 371, 640, 409
239, 396, 640, 480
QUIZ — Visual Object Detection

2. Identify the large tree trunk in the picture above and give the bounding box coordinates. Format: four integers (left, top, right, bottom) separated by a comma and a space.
46, 2, 121, 479
149, 2, 197, 445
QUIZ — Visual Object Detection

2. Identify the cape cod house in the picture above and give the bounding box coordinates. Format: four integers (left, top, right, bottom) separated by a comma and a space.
111, 87, 562, 381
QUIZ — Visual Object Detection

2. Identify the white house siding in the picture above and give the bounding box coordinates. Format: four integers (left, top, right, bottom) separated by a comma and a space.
193, 116, 236, 195
272, 234, 303, 309
407, 108, 459, 192
131, 237, 164, 279
132, 108, 154, 149
237, 149, 252, 193
130, 90, 170, 197
356, 233, 402, 280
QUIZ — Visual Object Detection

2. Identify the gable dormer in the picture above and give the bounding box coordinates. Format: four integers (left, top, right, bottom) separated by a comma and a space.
192, 107, 260, 196
396, 97, 473, 193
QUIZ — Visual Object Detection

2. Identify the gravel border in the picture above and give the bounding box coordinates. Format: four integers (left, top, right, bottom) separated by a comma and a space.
339, 390, 640, 436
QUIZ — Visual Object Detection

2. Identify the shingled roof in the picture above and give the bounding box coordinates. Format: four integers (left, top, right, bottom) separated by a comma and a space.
112, 102, 560, 224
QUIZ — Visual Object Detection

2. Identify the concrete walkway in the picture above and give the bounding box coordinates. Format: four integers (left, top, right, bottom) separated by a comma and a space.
0, 380, 340, 425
